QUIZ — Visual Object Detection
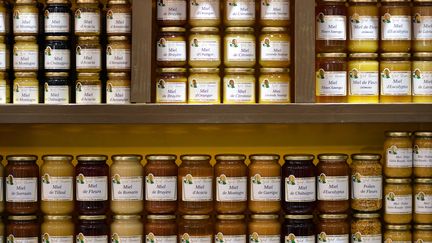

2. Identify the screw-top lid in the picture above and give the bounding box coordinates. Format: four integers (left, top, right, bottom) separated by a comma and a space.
261, 27, 289, 33
45, 72, 69, 78
190, 27, 219, 33
415, 178, 432, 184
78, 36, 99, 42
108, 36, 129, 42
380, 53, 411, 59
9, 215, 37, 220
15, 36, 37, 42
414, 131, 432, 138
351, 153, 382, 161
44, 215, 72, 220
113, 215, 141, 220
319, 214, 348, 219
349, 53, 378, 59
284, 154, 315, 161
353, 213, 381, 219
189, 68, 220, 74
42, 155, 73, 161
251, 214, 279, 220
285, 215, 314, 219
158, 68, 187, 73
224, 68, 255, 74
76, 154, 108, 161
317, 53, 347, 58
46, 36, 68, 41
385, 131, 411, 137
79, 215, 106, 220
260, 68, 290, 73
6, 155, 38, 161
385, 178, 412, 183
318, 153, 348, 161
147, 215, 176, 220
215, 154, 246, 161
226, 27, 254, 33
15, 72, 37, 78
386, 225, 411, 230
180, 154, 211, 161
111, 154, 143, 162
160, 27, 186, 32
146, 154, 177, 161
182, 215, 210, 220
414, 224, 432, 230
217, 215, 245, 220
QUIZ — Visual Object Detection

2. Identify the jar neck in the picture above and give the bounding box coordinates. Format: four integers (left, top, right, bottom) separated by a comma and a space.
8, 160, 36, 165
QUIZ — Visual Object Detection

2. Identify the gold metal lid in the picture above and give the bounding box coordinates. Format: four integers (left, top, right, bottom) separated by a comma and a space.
284, 154, 315, 161
349, 0, 378, 2
113, 215, 141, 220
45, 72, 69, 77
260, 68, 290, 73
111, 154, 143, 162
386, 225, 411, 230
413, 52, 432, 58
349, 53, 378, 59
47, 0, 70, 3
79, 215, 107, 220
386, 178, 412, 183
161, 27, 186, 32
285, 215, 314, 220
107, 0, 130, 4
261, 27, 289, 32
320, 0, 346, 1
44, 215, 72, 220
6, 155, 38, 161
15, 0, 37, 4
146, 154, 177, 161
77, 72, 100, 78
217, 215, 245, 220
189, 68, 220, 73
107, 72, 130, 79
76, 0, 99, 3
415, 178, 432, 184
15, 72, 37, 78
147, 215, 176, 220
158, 68, 187, 73
351, 153, 382, 161
76, 154, 108, 161
215, 154, 246, 161
226, 27, 254, 33
15, 36, 37, 42
317, 53, 347, 58
42, 154, 73, 161
353, 213, 380, 219
224, 68, 255, 74
250, 154, 280, 161
78, 36, 99, 41
380, 53, 411, 59
251, 214, 279, 220
108, 36, 129, 42
180, 154, 211, 161
381, 0, 411, 2
190, 27, 219, 33
182, 215, 210, 220
318, 153, 348, 161
385, 131, 411, 137
9, 215, 37, 220
46, 36, 68, 41
414, 224, 432, 230
414, 131, 432, 138
319, 214, 348, 219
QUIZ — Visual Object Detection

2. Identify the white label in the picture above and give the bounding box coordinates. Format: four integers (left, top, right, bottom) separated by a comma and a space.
13, 85, 38, 104
0, 83, 6, 104
385, 193, 412, 214
349, 16, 379, 40
76, 48, 101, 69
0, 12, 5, 33
0, 48, 7, 70
413, 70, 432, 96
111, 175, 143, 201
249, 234, 279, 243
76, 175, 108, 201
190, 0, 219, 20
75, 11, 100, 33
414, 147, 432, 168
156, 81, 186, 103
189, 80, 219, 103
42, 235, 74, 243
190, 39, 220, 61
7, 237, 38, 243
317, 175, 349, 200
76, 84, 101, 104
41, 175, 73, 201
45, 11, 70, 33
182, 175, 213, 201
13, 49, 38, 70
106, 85, 130, 104
352, 234, 381, 243
316, 71, 347, 96
351, 174, 382, 200
226, 39, 255, 62
6, 176, 37, 202
226, 0, 255, 21
386, 146, 413, 168
107, 12, 131, 34
45, 49, 71, 70
13, 12, 38, 33
215, 234, 246, 243
413, 14, 432, 40
157, 0, 187, 21
349, 71, 379, 96
382, 15, 411, 40
415, 192, 432, 214
285, 176, 315, 202
285, 235, 315, 243
216, 176, 247, 202
157, 40, 186, 62
111, 235, 142, 243
316, 14, 346, 40
146, 235, 176, 243
260, 80, 289, 102
261, 0, 289, 20
224, 80, 255, 103
318, 234, 349, 243
250, 175, 281, 201
381, 71, 411, 96
76, 235, 107, 243
260, 40, 290, 61
145, 175, 177, 201
181, 235, 211, 243
107, 47, 131, 70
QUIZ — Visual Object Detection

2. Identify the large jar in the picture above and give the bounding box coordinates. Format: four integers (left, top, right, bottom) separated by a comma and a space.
106, 0, 132, 35
380, 0, 412, 52
106, 36, 131, 72
76, 72, 101, 104
41, 215, 74, 243
224, 27, 256, 68
249, 154, 281, 214
224, 0, 255, 27
413, 0, 432, 52
384, 225, 412, 243
156, 0, 187, 27
13, 0, 38, 35
260, 0, 290, 27
188, 68, 221, 104
178, 155, 213, 215
215, 215, 247, 243
316, 154, 350, 214
111, 215, 143, 243
13, 72, 38, 104
414, 131, 432, 177
6, 215, 39, 243
106, 72, 130, 104
110, 155, 144, 215
75, 155, 109, 215
44, 36, 71, 72
259, 27, 290, 68
316, 0, 347, 53
348, 53, 379, 103
380, 53, 412, 103
13, 36, 38, 72
179, 215, 213, 243
249, 215, 280, 243
315, 53, 348, 103
144, 155, 178, 214
317, 214, 349, 243
351, 214, 382, 243
76, 36, 102, 72
74, 0, 101, 36
145, 215, 177, 243
223, 68, 256, 104
383, 131, 413, 177
156, 68, 187, 104
189, 27, 221, 68
76, 216, 109, 243
5, 155, 39, 215
0, 72, 9, 104
348, 0, 379, 53
157, 27, 187, 67
259, 68, 290, 104
282, 154, 316, 215
44, 0, 71, 35
412, 52, 432, 103
189, 0, 220, 27
282, 215, 315, 243
41, 155, 74, 215
384, 178, 413, 224
214, 154, 248, 214
414, 225, 432, 243
414, 178, 432, 224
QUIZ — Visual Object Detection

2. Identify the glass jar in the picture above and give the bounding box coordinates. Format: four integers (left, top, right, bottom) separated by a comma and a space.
315, 53, 348, 103
412, 52, 432, 103
157, 27, 187, 67
224, 0, 255, 27
178, 155, 213, 215
414, 178, 432, 224
380, 0, 412, 52
5, 155, 39, 215
156, 0, 187, 27
224, 27, 256, 68
106, 36, 131, 72
223, 68, 256, 104
380, 53, 412, 103
317, 154, 350, 214
13, 72, 38, 104
0, 72, 9, 104
249, 154, 281, 214
189, 27, 221, 68
106, 0, 132, 35
145, 215, 177, 243
383, 131, 413, 177
414, 131, 432, 177
351, 214, 382, 243
76, 72, 101, 104
384, 178, 413, 224
13, 0, 38, 35
7, 215, 38, 243
179, 215, 213, 243
189, 0, 221, 27
76, 216, 109, 243
106, 72, 130, 104
41, 215, 74, 243
110, 155, 144, 215
260, 0, 290, 27
0, 36, 8, 71
259, 27, 290, 68
350, 153, 383, 212
214, 154, 248, 214
156, 68, 187, 104
188, 68, 221, 104
0, 0, 8, 36
384, 225, 412, 243
44, 0, 71, 35
0, 156, 3, 212
348, 53, 379, 103
316, 0, 347, 53
13, 36, 38, 72
282, 215, 315, 243
74, 0, 100, 36
215, 215, 247, 243
45, 36, 71, 71
249, 215, 280, 243
317, 214, 349, 243
75, 155, 109, 215
111, 215, 143, 243
259, 68, 290, 104
144, 155, 178, 214
413, 0, 432, 52
414, 224, 432, 243
76, 36, 102, 72
40, 155, 74, 215
348, 0, 379, 53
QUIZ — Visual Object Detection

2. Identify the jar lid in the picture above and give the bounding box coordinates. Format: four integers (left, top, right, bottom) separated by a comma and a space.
215, 154, 246, 161
46, 36, 68, 41
380, 53, 411, 59
158, 68, 187, 73
182, 215, 210, 220
190, 27, 219, 33
385, 131, 411, 137
351, 153, 382, 161
386, 225, 411, 230
107, 72, 130, 79
217, 215, 245, 220
319, 214, 348, 219
77, 0, 99, 3
47, 0, 70, 3
224, 68, 255, 74
226, 27, 254, 33
260, 68, 290, 73
108, 36, 130, 41
145, 154, 177, 161
284, 154, 315, 161
108, 0, 131, 4
285, 215, 314, 220
251, 214, 279, 220
353, 213, 380, 219
381, 0, 411, 2
111, 154, 143, 162
414, 131, 432, 138
78, 72, 100, 78
180, 154, 211, 161
349, 53, 378, 59
413, 52, 432, 58
414, 224, 432, 230
8, 215, 37, 220
45, 72, 69, 77
415, 178, 432, 184
113, 215, 141, 220
385, 178, 412, 183
249, 154, 280, 161
317, 53, 347, 58
76, 154, 108, 161
15, 72, 37, 78
318, 153, 348, 161
189, 68, 220, 74
349, 0, 377, 2
160, 27, 186, 32
261, 27, 289, 32
320, 0, 347, 2
15, 36, 37, 42
6, 155, 38, 161
15, 0, 37, 3
42, 154, 73, 161
147, 215, 176, 220
78, 36, 100, 41
79, 215, 107, 220
44, 215, 72, 220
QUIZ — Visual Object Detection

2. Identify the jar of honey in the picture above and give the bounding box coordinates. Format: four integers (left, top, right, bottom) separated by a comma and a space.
224, 0, 256, 27
157, 27, 187, 67
189, 0, 221, 27
75, 0, 101, 36
223, 68, 256, 104
413, 0, 432, 52
224, 27, 256, 68
348, 53, 379, 103
414, 178, 432, 224
41, 215, 74, 243
156, 0, 187, 27
13, 36, 39, 72
317, 214, 349, 243
259, 27, 290, 68
259, 68, 291, 104
384, 225, 412, 243
189, 27, 221, 68
13, 0, 38, 35
384, 178, 413, 224
316, 0, 347, 53
249, 215, 280, 243
0, 0, 8, 35
414, 224, 432, 243
380, 0, 412, 53
156, 68, 187, 104
13, 72, 39, 104
188, 68, 221, 104
76, 36, 102, 72
413, 131, 432, 178
383, 131, 413, 178
380, 53, 412, 103
413, 52, 432, 103
44, 0, 71, 35
0, 36, 8, 71
106, 72, 130, 104
76, 72, 101, 104
215, 215, 247, 243
106, 0, 132, 35
260, 0, 290, 27
0, 72, 9, 104
106, 36, 131, 72
179, 215, 213, 243
315, 53, 348, 103
348, 0, 379, 53
145, 215, 177, 243
45, 36, 71, 71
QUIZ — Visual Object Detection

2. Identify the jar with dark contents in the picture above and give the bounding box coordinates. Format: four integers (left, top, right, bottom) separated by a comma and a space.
144, 215, 177, 243
76, 216, 109, 243
0, 155, 3, 213
178, 215, 213, 243
76, 36, 102, 72
44, 72, 70, 105
75, 155, 109, 215
6, 215, 39, 243
316, 0, 348, 53
106, 0, 132, 35
44, 0, 71, 35
44, 36, 71, 72
282, 215, 315, 243
156, 27, 187, 67
317, 214, 349, 243
74, 0, 101, 36
215, 215, 247, 243
315, 53, 348, 103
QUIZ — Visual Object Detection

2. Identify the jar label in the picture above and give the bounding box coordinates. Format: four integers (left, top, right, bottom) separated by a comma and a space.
6, 176, 38, 202
0, 176, 3, 201
157, 40, 187, 62
224, 80, 255, 103
351, 174, 382, 200
107, 12, 132, 34
13, 49, 38, 70
249, 234, 280, 243
45, 11, 70, 33
415, 192, 432, 214
42, 235, 74, 243
413, 14, 432, 40
157, 0, 187, 21
386, 146, 413, 168
41, 175, 73, 201
316, 70, 347, 96
13, 12, 38, 33
250, 175, 281, 201
107, 47, 131, 70
0, 12, 5, 33
226, 0, 255, 21
349, 16, 379, 40
316, 14, 346, 40
45, 48, 71, 70
13, 85, 38, 104
111, 175, 143, 201
215, 234, 246, 243
189, 80, 220, 103
226, 39, 256, 62
145, 175, 177, 201
414, 147, 432, 168
111, 235, 142, 243
76, 175, 108, 201
317, 175, 349, 201
381, 71, 411, 96
261, 0, 289, 20
156, 80, 187, 103
7, 237, 38, 243
317, 234, 349, 243
260, 40, 290, 61
216, 176, 247, 202
352, 234, 381, 243
76, 235, 108, 243
385, 193, 412, 214
76, 48, 102, 69
349, 71, 379, 96
106, 85, 130, 104
260, 80, 289, 103
181, 235, 212, 243
182, 175, 213, 201
413, 70, 432, 96
190, 39, 220, 61
75, 11, 100, 33
285, 234, 315, 243
76, 84, 101, 104
0, 84, 6, 104
0, 48, 7, 70
381, 15, 411, 40
285, 176, 316, 202
146, 235, 176, 243
190, 0, 220, 20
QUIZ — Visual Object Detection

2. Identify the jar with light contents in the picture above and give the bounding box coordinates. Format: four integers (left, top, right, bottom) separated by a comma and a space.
316, 0, 347, 53
412, 52, 432, 103
259, 68, 290, 104
315, 53, 347, 103
111, 215, 143, 243
348, 53, 379, 103
76, 36, 102, 72
156, 0, 187, 27
156, 68, 187, 104
380, 53, 412, 103
413, 131, 432, 177
383, 131, 413, 178
107, 72, 130, 104
380, 0, 412, 53
13, 0, 38, 35
414, 178, 432, 224
107, 36, 131, 72
248, 215, 281, 243
414, 224, 432, 243
384, 225, 412, 243
0, 72, 9, 104
13, 72, 38, 104
157, 27, 187, 67
188, 68, 221, 104
0, 36, 8, 71
384, 178, 413, 224
260, 0, 290, 27
224, 27, 256, 68
189, 27, 221, 68
106, 0, 132, 35
348, 0, 379, 53
224, 0, 256, 27
13, 36, 39, 72
41, 215, 74, 243
259, 27, 290, 68
44, 0, 71, 35
189, 0, 220, 27
0, 0, 8, 35
223, 68, 256, 104
351, 214, 382, 243
413, 0, 432, 52
75, 0, 101, 36
76, 72, 101, 104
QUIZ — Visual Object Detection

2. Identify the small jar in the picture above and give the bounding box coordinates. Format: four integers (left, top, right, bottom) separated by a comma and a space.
224, 0, 255, 27
316, 0, 347, 53
5, 155, 39, 215
214, 154, 248, 214
260, 0, 290, 27
75, 155, 109, 215
189, 27, 221, 68
380, 0, 412, 52
259, 68, 290, 104
156, 68, 187, 104
348, 53, 379, 103
348, 0, 379, 53
215, 215, 247, 243
44, 36, 71, 71
0, 36, 8, 71
106, 0, 132, 35
414, 131, 432, 177
414, 224, 432, 243
414, 178, 432, 224
75, 72, 101, 104
41, 215, 74, 243
412, 52, 432, 103
351, 214, 382, 243
179, 215, 213, 243
74, 0, 101, 36
40, 155, 74, 215
145, 215, 177, 243
110, 155, 144, 215
13, 36, 38, 72
223, 68, 256, 104
111, 215, 143, 243
7, 215, 39, 243
384, 178, 413, 224
282, 215, 315, 243
76, 36, 102, 72
157, 27, 187, 67
224, 27, 256, 68
13, 0, 38, 35
156, 0, 187, 27
144, 155, 178, 214
107, 36, 131, 72
249, 154, 281, 214
106, 72, 130, 104
317, 214, 349, 243
188, 68, 221, 104
384, 225, 412, 243
249, 215, 281, 243
0, 72, 10, 104
380, 53, 412, 103
259, 27, 290, 68
315, 53, 348, 103
383, 131, 413, 177
76, 215, 109, 243
0, 0, 8, 35
189, 0, 221, 27
13, 72, 38, 104
44, 0, 71, 35
413, 0, 432, 52
178, 155, 213, 215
